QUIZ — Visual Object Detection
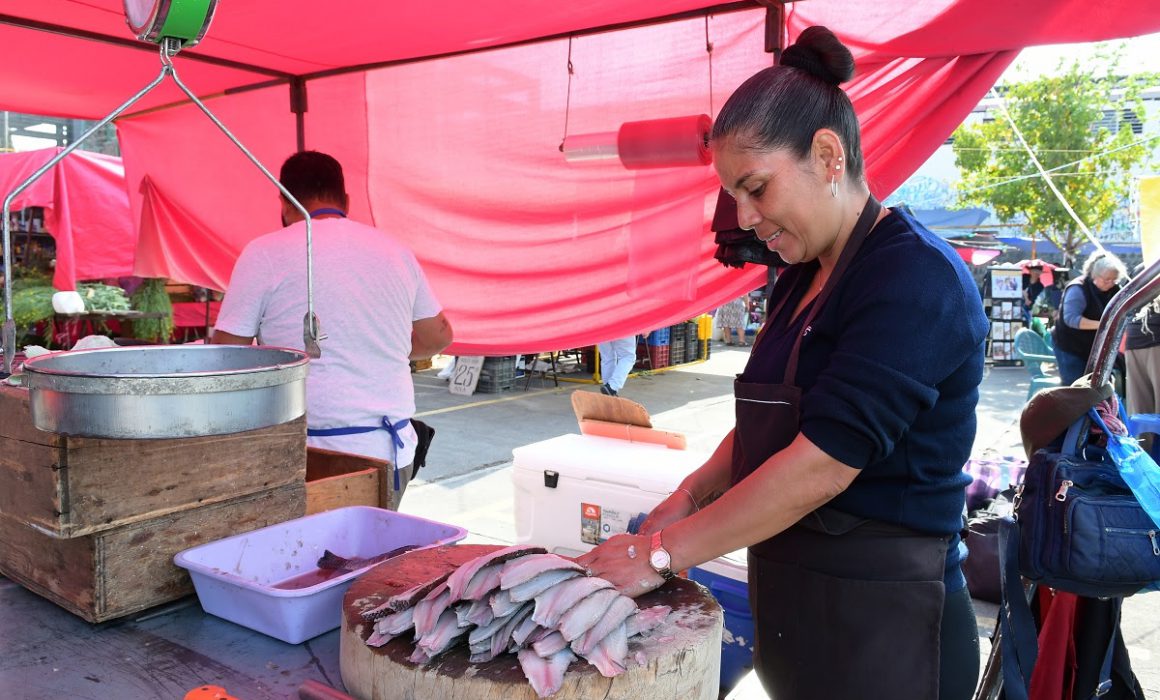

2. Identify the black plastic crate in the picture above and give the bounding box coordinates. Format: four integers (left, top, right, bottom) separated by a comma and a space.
477, 356, 517, 393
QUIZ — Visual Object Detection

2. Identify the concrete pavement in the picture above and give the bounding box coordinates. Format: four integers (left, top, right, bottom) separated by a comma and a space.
400, 343, 1158, 696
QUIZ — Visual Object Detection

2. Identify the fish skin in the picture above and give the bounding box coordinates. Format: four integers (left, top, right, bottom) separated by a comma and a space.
317, 544, 420, 571
557, 588, 622, 642
446, 545, 546, 601
508, 568, 582, 603
499, 553, 584, 590
411, 583, 451, 638
531, 576, 613, 628
366, 629, 393, 647
518, 647, 575, 699
625, 605, 671, 637
571, 594, 637, 655
581, 622, 628, 678
490, 605, 534, 659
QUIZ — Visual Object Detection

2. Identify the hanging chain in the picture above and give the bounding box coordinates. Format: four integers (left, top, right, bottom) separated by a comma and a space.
558, 36, 575, 152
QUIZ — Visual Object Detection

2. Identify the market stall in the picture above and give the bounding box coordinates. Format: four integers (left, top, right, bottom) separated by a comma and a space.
1, 2, 1160, 699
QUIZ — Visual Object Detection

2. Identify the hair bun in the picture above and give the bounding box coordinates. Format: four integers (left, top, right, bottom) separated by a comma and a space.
780, 26, 854, 87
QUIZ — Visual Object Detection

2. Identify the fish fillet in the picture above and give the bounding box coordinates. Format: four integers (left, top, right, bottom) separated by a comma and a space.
500, 553, 584, 590
571, 594, 636, 655
557, 588, 621, 642
508, 568, 582, 603
446, 545, 546, 601
518, 647, 575, 699
531, 576, 613, 628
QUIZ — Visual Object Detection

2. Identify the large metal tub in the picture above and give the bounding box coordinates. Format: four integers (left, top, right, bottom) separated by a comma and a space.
21, 345, 309, 439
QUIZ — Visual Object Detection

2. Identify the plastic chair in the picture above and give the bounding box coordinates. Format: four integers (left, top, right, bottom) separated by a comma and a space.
1013, 328, 1061, 400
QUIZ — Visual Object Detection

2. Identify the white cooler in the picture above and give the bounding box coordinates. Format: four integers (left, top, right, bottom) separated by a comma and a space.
512, 433, 709, 557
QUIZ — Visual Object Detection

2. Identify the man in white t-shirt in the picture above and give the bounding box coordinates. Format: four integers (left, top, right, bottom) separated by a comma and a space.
212, 151, 452, 509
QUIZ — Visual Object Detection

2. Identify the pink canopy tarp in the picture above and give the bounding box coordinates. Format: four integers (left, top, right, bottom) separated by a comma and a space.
1, 1, 1157, 353
0, 148, 136, 291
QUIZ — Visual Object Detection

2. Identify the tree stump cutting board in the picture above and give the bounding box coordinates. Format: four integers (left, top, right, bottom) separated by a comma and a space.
341, 544, 722, 700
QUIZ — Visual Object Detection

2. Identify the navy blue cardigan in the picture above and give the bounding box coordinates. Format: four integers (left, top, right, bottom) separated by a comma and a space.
741, 207, 989, 590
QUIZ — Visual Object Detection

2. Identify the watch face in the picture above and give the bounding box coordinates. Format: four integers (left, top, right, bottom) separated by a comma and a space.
124, 0, 161, 31
650, 549, 670, 569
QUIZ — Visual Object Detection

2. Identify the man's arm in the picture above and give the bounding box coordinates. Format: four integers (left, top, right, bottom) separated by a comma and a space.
211, 330, 255, 345
411, 312, 452, 360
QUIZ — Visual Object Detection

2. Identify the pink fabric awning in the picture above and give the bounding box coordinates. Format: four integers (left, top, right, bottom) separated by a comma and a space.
0, 1, 1157, 353
0, 148, 136, 290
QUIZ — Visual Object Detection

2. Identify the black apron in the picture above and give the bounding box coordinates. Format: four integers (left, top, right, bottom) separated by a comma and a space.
731, 197, 949, 700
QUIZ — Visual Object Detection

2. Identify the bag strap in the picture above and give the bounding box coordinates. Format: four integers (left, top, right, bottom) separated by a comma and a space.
1088, 598, 1120, 698
998, 516, 1038, 700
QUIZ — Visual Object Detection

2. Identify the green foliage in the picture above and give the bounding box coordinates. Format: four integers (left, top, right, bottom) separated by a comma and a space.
77, 283, 131, 313
129, 278, 174, 342
951, 51, 1157, 265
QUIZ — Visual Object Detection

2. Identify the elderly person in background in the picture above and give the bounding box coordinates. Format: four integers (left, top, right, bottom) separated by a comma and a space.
1052, 251, 1127, 386
580, 26, 987, 700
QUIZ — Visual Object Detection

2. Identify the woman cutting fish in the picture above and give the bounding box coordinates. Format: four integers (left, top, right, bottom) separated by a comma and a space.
579, 26, 988, 700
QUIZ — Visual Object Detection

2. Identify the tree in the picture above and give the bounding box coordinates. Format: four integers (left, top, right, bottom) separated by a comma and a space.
952, 52, 1156, 266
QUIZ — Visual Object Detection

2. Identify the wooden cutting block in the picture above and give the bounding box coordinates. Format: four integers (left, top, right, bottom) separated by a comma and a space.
570, 391, 652, 428
340, 544, 722, 700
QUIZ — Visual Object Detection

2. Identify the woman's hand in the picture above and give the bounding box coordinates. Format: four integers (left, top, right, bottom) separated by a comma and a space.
637, 491, 697, 536
576, 534, 665, 598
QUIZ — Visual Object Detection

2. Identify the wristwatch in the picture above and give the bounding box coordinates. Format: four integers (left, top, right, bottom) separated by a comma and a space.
649, 531, 675, 581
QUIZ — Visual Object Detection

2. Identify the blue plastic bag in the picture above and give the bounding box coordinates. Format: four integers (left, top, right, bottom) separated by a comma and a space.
1090, 406, 1160, 530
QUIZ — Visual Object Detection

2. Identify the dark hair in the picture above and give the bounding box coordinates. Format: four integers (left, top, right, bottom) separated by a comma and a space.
279, 150, 346, 203
711, 26, 863, 180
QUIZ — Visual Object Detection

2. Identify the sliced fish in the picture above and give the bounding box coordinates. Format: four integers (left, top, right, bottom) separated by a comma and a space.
468, 602, 529, 646
461, 597, 495, 628
518, 647, 575, 699
373, 607, 415, 640
418, 608, 468, 657
508, 568, 582, 603
490, 588, 524, 617
412, 583, 452, 638
625, 605, 671, 637
582, 622, 628, 678
446, 545, 546, 601
510, 615, 543, 649
500, 553, 584, 590
362, 570, 453, 620
532, 630, 568, 658
531, 576, 613, 628
557, 588, 621, 642
571, 594, 637, 655
461, 563, 504, 601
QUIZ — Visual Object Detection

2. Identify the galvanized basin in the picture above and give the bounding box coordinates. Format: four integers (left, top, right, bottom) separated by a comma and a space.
21, 345, 309, 439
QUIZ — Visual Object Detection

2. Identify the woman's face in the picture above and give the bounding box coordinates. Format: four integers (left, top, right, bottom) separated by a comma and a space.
713, 134, 836, 266
1093, 269, 1120, 292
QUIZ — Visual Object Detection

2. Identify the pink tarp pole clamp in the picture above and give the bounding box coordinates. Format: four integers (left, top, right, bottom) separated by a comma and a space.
617, 114, 713, 169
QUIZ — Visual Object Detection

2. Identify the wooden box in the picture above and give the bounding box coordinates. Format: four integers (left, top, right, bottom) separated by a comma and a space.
306, 447, 383, 514
0, 384, 306, 538
0, 482, 306, 623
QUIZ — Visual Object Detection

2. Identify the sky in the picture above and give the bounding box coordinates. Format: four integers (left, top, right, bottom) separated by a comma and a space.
1001, 31, 1160, 83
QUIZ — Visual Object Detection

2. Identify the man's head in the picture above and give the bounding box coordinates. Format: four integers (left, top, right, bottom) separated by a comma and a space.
278, 151, 349, 225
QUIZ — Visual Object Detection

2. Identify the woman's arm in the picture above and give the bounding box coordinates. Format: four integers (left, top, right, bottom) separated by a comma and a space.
1061, 286, 1100, 330
637, 429, 736, 536
580, 431, 858, 596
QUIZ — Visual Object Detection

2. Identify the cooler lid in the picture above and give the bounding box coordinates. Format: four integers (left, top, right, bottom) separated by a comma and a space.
512, 433, 706, 496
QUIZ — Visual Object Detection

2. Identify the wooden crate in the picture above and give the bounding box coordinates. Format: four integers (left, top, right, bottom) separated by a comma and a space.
0, 482, 306, 623
0, 384, 306, 538
306, 447, 381, 514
